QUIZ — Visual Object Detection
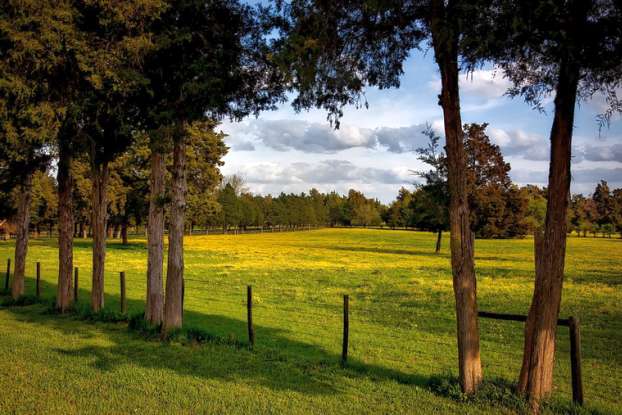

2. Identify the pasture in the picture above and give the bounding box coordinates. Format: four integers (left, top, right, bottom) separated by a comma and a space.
0, 228, 620, 414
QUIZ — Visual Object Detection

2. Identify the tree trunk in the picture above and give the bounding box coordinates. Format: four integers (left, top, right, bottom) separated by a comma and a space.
518, 59, 580, 408
146, 150, 165, 325
112, 223, 120, 239
163, 137, 187, 335
430, 0, 482, 394
90, 160, 109, 312
56, 138, 74, 312
11, 174, 33, 299
121, 221, 128, 245
435, 229, 442, 254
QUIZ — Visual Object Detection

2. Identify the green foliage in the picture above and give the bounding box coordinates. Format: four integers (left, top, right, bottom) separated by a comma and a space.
409, 123, 529, 238
428, 375, 528, 412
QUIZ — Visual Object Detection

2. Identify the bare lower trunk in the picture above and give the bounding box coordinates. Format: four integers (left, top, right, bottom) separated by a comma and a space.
146, 150, 165, 325
121, 221, 128, 245
56, 138, 74, 312
91, 161, 109, 312
435, 229, 442, 254
430, 1, 482, 393
163, 137, 186, 335
518, 59, 580, 409
11, 174, 33, 299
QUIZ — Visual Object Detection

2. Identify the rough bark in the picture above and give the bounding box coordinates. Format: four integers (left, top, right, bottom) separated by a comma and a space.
518, 60, 580, 408
430, 0, 482, 393
435, 229, 442, 254
163, 137, 187, 335
121, 221, 128, 245
11, 174, 33, 299
90, 160, 109, 312
56, 139, 74, 312
146, 150, 165, 325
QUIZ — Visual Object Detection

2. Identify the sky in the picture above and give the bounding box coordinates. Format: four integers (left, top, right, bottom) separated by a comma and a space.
219, 50, 622, 203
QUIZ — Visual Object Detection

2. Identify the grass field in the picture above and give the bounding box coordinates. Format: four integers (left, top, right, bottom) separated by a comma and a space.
0, 228, 620, 414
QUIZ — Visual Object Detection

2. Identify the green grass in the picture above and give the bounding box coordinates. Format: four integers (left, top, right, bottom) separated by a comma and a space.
0, 228, 620, 414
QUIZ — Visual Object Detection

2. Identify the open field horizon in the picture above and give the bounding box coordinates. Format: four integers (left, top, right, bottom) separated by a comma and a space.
1, 228, 621, 414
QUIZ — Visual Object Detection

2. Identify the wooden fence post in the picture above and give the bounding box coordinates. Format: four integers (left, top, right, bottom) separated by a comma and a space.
120, 271, 127, 314
74, 267, 79, 302
4, 258, 10, 291
36, 262, 41, 297
342, 294, 349, 365
247, 285, 255, 347
569, 316, 584, 405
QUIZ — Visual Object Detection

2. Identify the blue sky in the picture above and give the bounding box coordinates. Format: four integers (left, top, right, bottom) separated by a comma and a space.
220, 50, 622, 203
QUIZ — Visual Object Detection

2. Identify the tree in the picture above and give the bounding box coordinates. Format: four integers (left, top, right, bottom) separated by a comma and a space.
593, 180, 614, 226
0, 1, 63, 299
30, 170, 58, 237
464, 124, 528, 239
613, 188, 622, 238
0, 0, 82, 310
74, 0, 165, 313
186, 121, 228, 233
485, 0, 622, 406
138, 0, 284, 333
277, 0, 486, 391
413, 125, 449, 252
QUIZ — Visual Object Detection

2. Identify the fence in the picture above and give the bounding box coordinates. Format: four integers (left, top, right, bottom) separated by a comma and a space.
478, 311, 583, 405
3, 256, 618, 410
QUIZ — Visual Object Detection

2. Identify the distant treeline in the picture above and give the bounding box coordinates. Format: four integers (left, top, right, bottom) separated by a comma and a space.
2, 171, 620, 240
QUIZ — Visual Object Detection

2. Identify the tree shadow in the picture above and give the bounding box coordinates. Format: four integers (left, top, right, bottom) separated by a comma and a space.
29, 237, 148, 252
2, 277, 433, 397
305, 244, 522, 263
302, 243, 450, 259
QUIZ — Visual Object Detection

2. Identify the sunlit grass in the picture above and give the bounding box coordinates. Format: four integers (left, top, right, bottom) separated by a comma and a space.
0, 228, 620, 414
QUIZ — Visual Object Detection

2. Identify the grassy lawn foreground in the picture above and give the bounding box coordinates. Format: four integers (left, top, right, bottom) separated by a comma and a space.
0, 228, 620, 414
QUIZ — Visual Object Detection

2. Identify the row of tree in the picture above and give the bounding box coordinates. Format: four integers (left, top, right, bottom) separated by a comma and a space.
0, 0, 284, 337
4, 143, 621, 244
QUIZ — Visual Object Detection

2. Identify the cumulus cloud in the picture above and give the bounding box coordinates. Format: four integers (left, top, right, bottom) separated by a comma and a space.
429, 68, 512, 99
580, 143, 622, 163
237, 160, 411, 186
244, 120, 376, 153
228, 119, 434, 154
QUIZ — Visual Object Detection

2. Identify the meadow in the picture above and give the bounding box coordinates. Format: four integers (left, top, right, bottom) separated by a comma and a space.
0, 228, 620, 414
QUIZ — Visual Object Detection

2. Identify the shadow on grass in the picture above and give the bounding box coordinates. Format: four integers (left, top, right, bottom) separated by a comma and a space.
26, 237, 148, 252
304, 243, 525, 264
1, 277, 433, 397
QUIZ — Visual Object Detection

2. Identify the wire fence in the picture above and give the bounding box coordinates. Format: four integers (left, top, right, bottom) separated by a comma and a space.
1, 255, 621, 409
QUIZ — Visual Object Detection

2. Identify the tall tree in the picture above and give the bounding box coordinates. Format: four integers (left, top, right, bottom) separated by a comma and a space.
140, 0, 284, 333
277, 0, 486, 391
0, 1, 64, 299
593, 180, 614, 226
0, 0, 79, 308
484, 0, 622, 407
413, 125, 449, 252
74, 0, 165, 312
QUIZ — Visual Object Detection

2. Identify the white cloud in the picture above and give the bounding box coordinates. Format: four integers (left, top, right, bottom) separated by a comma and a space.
579, 143, 622, 162
225, 119, 435, 154
239, 160, 410, 186
429, 68, 512, 100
